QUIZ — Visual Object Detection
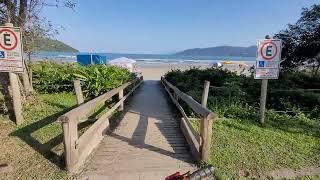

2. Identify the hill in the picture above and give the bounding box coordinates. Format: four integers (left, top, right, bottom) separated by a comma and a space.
175, 46, 257, 57
32, 38, 78, 52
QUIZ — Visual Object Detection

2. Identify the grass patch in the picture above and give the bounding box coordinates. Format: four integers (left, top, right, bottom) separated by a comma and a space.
0, 92, 76, 179
166, 68, 320, 179
187, 114, 320, 179
210, 115, 320, 179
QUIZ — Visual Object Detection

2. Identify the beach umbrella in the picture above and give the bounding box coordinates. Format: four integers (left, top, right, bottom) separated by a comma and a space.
108, 57, 136, 64
108, 57, 136, 72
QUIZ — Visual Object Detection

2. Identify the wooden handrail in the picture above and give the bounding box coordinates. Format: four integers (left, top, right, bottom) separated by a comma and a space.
60, 78, 140, 124
161, 76, 216, 161
60, 76, 143, 172
161, 77, 215, 120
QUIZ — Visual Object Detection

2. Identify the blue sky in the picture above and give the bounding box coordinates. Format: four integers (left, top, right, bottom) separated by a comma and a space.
44, 0, 319, 54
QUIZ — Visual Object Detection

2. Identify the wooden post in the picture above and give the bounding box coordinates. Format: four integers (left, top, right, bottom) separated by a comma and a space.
259, 79, 268, 124
61, 117, 78, 171
9, 72, 24, 125
200, 80, 211, 160
201, 81, 210, 107
118, 89, 124, 111
73, 80, 84, 105
200, 81, 210, 141
259, 35, 270, 125
200, 117, 213, 161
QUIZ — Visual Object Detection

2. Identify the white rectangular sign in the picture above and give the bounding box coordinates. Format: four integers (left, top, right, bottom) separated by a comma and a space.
0, 27, 24, 72
255, 68, 279, 79
255, 39, 282, 79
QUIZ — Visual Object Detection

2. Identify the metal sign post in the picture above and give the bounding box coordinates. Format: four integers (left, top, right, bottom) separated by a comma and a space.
255, 36, 282, 124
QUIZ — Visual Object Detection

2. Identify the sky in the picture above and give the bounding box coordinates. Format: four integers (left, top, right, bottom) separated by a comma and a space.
44, 0, 319, 54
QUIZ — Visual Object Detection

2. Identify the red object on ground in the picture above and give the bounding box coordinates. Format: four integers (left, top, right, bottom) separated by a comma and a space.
165, 172, 183, 180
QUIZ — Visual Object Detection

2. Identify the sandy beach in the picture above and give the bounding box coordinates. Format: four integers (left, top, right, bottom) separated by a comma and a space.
136, 61, 255, 80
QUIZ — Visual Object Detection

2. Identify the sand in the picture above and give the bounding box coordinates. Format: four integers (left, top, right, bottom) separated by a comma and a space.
136, 61, 255, 80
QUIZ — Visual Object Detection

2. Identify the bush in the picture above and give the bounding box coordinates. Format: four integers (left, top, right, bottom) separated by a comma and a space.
165, 67, 320, 119
74, 65, 135, 97
31, 62, 135, 98
31, 62, 76, 92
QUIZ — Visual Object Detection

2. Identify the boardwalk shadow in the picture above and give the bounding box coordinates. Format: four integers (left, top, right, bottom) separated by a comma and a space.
108, 80, 194, 164
10, 104, 94, 169
10, 110, 68, 169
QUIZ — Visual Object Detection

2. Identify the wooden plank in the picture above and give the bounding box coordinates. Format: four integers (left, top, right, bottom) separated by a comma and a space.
63, 79, 143, 172
200, 117, 213, 161
200, 80, 210, 149
180, 117, 200, 161
60, 78, 143, 172
61, 116, 78, 172
162, 82, 201, 143
95, 80, 143, 122
74, 79, 84, 105
161, 77, 215, 120
76, 116, 109, 171
162, 76, 217, 161
201, 81, 210, 108
118, 89, 124, 111
61, 78, 140, 123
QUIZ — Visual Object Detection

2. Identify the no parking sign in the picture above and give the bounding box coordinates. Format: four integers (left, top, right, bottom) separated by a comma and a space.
255, 39, 282, 79
0, 26, 24, 72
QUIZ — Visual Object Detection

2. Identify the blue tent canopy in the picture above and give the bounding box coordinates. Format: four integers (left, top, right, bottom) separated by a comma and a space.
76, 54, 107, 65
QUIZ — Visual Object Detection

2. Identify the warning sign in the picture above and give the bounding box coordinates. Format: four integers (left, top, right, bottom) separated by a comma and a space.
0, 27, 24, 72
255, 39, 282, 79
255, 68, 279, 79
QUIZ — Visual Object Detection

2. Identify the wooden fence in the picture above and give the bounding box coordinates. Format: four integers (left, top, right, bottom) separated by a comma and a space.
59, 76, 143, 172
161, 77, 216, 161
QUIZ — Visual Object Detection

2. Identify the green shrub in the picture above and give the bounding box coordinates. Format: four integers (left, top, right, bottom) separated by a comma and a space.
74, 65, 135, 97
165, 67, 320, 119
211, 101, 257, 120
31, 62, 135, 98
31, 62, 76, 92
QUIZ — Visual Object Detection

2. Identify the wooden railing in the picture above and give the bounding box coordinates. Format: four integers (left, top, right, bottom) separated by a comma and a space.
161, 76, 216, 161
59, 76, 143, 172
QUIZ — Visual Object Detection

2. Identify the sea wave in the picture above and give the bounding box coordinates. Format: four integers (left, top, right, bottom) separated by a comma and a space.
57, 55, 76, 58
136, 58, 217, 64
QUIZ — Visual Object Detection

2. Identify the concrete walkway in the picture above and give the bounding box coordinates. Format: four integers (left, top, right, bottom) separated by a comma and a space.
79, 80, 195, 180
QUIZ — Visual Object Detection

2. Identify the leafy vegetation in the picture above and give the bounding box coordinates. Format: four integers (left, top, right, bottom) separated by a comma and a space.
31, 62, 77, 92
74, 65, 136, 97
166, 68, 320, 118
165, 68, 320, 178
31, 62, 135, 98
274, 4, 320, 75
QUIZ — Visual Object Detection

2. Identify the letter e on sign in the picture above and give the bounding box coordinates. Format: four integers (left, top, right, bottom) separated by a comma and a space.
0, 29, 18, 51
260, 41, 277, 60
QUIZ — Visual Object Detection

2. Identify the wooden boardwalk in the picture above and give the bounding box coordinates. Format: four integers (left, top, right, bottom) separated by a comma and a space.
79, 80, 196, 180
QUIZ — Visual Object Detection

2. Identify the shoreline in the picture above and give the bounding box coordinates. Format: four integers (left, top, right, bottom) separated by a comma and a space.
136, 61, 255, 80
31, 59, 255, 80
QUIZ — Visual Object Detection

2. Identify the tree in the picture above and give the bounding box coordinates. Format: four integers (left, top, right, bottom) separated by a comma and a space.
0, 0, 76, 94
274, 4, 320, 76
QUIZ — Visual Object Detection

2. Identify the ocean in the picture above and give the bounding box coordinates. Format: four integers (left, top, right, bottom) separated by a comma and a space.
32, 51, 256, 64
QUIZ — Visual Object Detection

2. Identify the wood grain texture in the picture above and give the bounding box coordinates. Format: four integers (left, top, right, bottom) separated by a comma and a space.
79, 81, 195, 179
